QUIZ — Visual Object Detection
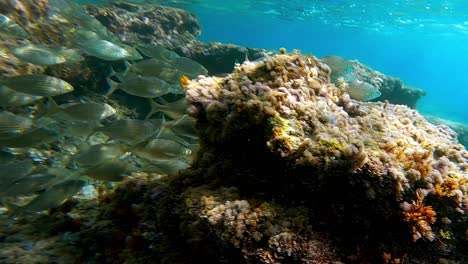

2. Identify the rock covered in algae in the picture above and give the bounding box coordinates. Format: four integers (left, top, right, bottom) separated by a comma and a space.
84, 1, 201, 50
80, 52, 467, 263
80, 173, 340, 264
183, 52, 467, 262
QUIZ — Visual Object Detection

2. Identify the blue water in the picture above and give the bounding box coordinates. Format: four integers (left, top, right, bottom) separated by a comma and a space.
83, 0, 468, 124
189, 1, 468, 124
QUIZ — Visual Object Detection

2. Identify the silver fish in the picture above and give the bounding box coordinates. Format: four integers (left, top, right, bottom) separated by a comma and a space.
70, 28, 100, 43
320, 55, 354, 74
0, 74, 74, 96
141, 159, 190, 176
0, 173, 58, 197
0, 128, 59, 148
137, 45, 180, 62
120, 43, 143, 60
0, 111, 33, 138
130, 59, 173, 77
170, 57, 208, 77
133, 138, 192, 161
346, 80, 381, 101
51, 101, 116, 122
77, 39, 132, 61
96, 119, 160, 145
85, 160, 130, 182
147, 98, 187, 120
157, 68, 184, 84
107, 75, 172, 98
7, 179, 86, 214
165, 115, 198, 140
0, 84, 43, 107
10, 44, 67, 66
156, 127, 191, 147
61, 48, 85, 63
0, 14, 29, 39
73, 143, 127, 167
0, 160, 34, 187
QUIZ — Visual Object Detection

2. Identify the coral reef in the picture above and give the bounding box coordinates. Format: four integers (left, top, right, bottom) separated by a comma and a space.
79, 52, 467, 263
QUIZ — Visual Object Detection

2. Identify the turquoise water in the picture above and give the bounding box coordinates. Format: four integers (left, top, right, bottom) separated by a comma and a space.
189, 1, 468, 124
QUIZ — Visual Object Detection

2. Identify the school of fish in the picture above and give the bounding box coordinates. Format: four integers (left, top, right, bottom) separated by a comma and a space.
0, 0, 379, 215
0, 0, 207, 215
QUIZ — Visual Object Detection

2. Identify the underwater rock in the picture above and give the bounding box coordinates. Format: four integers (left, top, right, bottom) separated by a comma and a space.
175, 42, 274, 75
84, 2, 273, 75
80, 52, 467, 263
351, 59, 426, 108
321, 55, 426, 108
182, 52, 466, 262
84, 2, 201, 51
426, 115, 468, 149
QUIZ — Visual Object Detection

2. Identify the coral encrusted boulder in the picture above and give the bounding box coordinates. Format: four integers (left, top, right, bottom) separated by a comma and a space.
82, 52, 467, 264
183, 51, 467, 263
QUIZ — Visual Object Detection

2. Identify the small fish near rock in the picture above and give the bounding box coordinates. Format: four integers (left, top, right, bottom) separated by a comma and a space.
345, 79, 381, 101
0, 75, 74, 96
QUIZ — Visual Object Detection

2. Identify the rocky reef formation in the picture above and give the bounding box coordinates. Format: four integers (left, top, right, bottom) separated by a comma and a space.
80, 52, 467, 263
321, 55, 426, 108
84, 2, 276, 75
350, 60, 426, 108
426, 116, 468, 149
84, 1, 201, 50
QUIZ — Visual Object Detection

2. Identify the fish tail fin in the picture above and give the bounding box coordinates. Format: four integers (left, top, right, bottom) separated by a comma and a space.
34, 97, 60, 124
48, 97, 61, 114
109, 62, 130, 82
145, 98, 161, 120
244, 50, 250, 62
105, 78, 119, 97
122, 61, 132, 76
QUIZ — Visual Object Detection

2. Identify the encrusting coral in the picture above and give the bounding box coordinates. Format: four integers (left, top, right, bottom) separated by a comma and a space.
80, 51, 467, 263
